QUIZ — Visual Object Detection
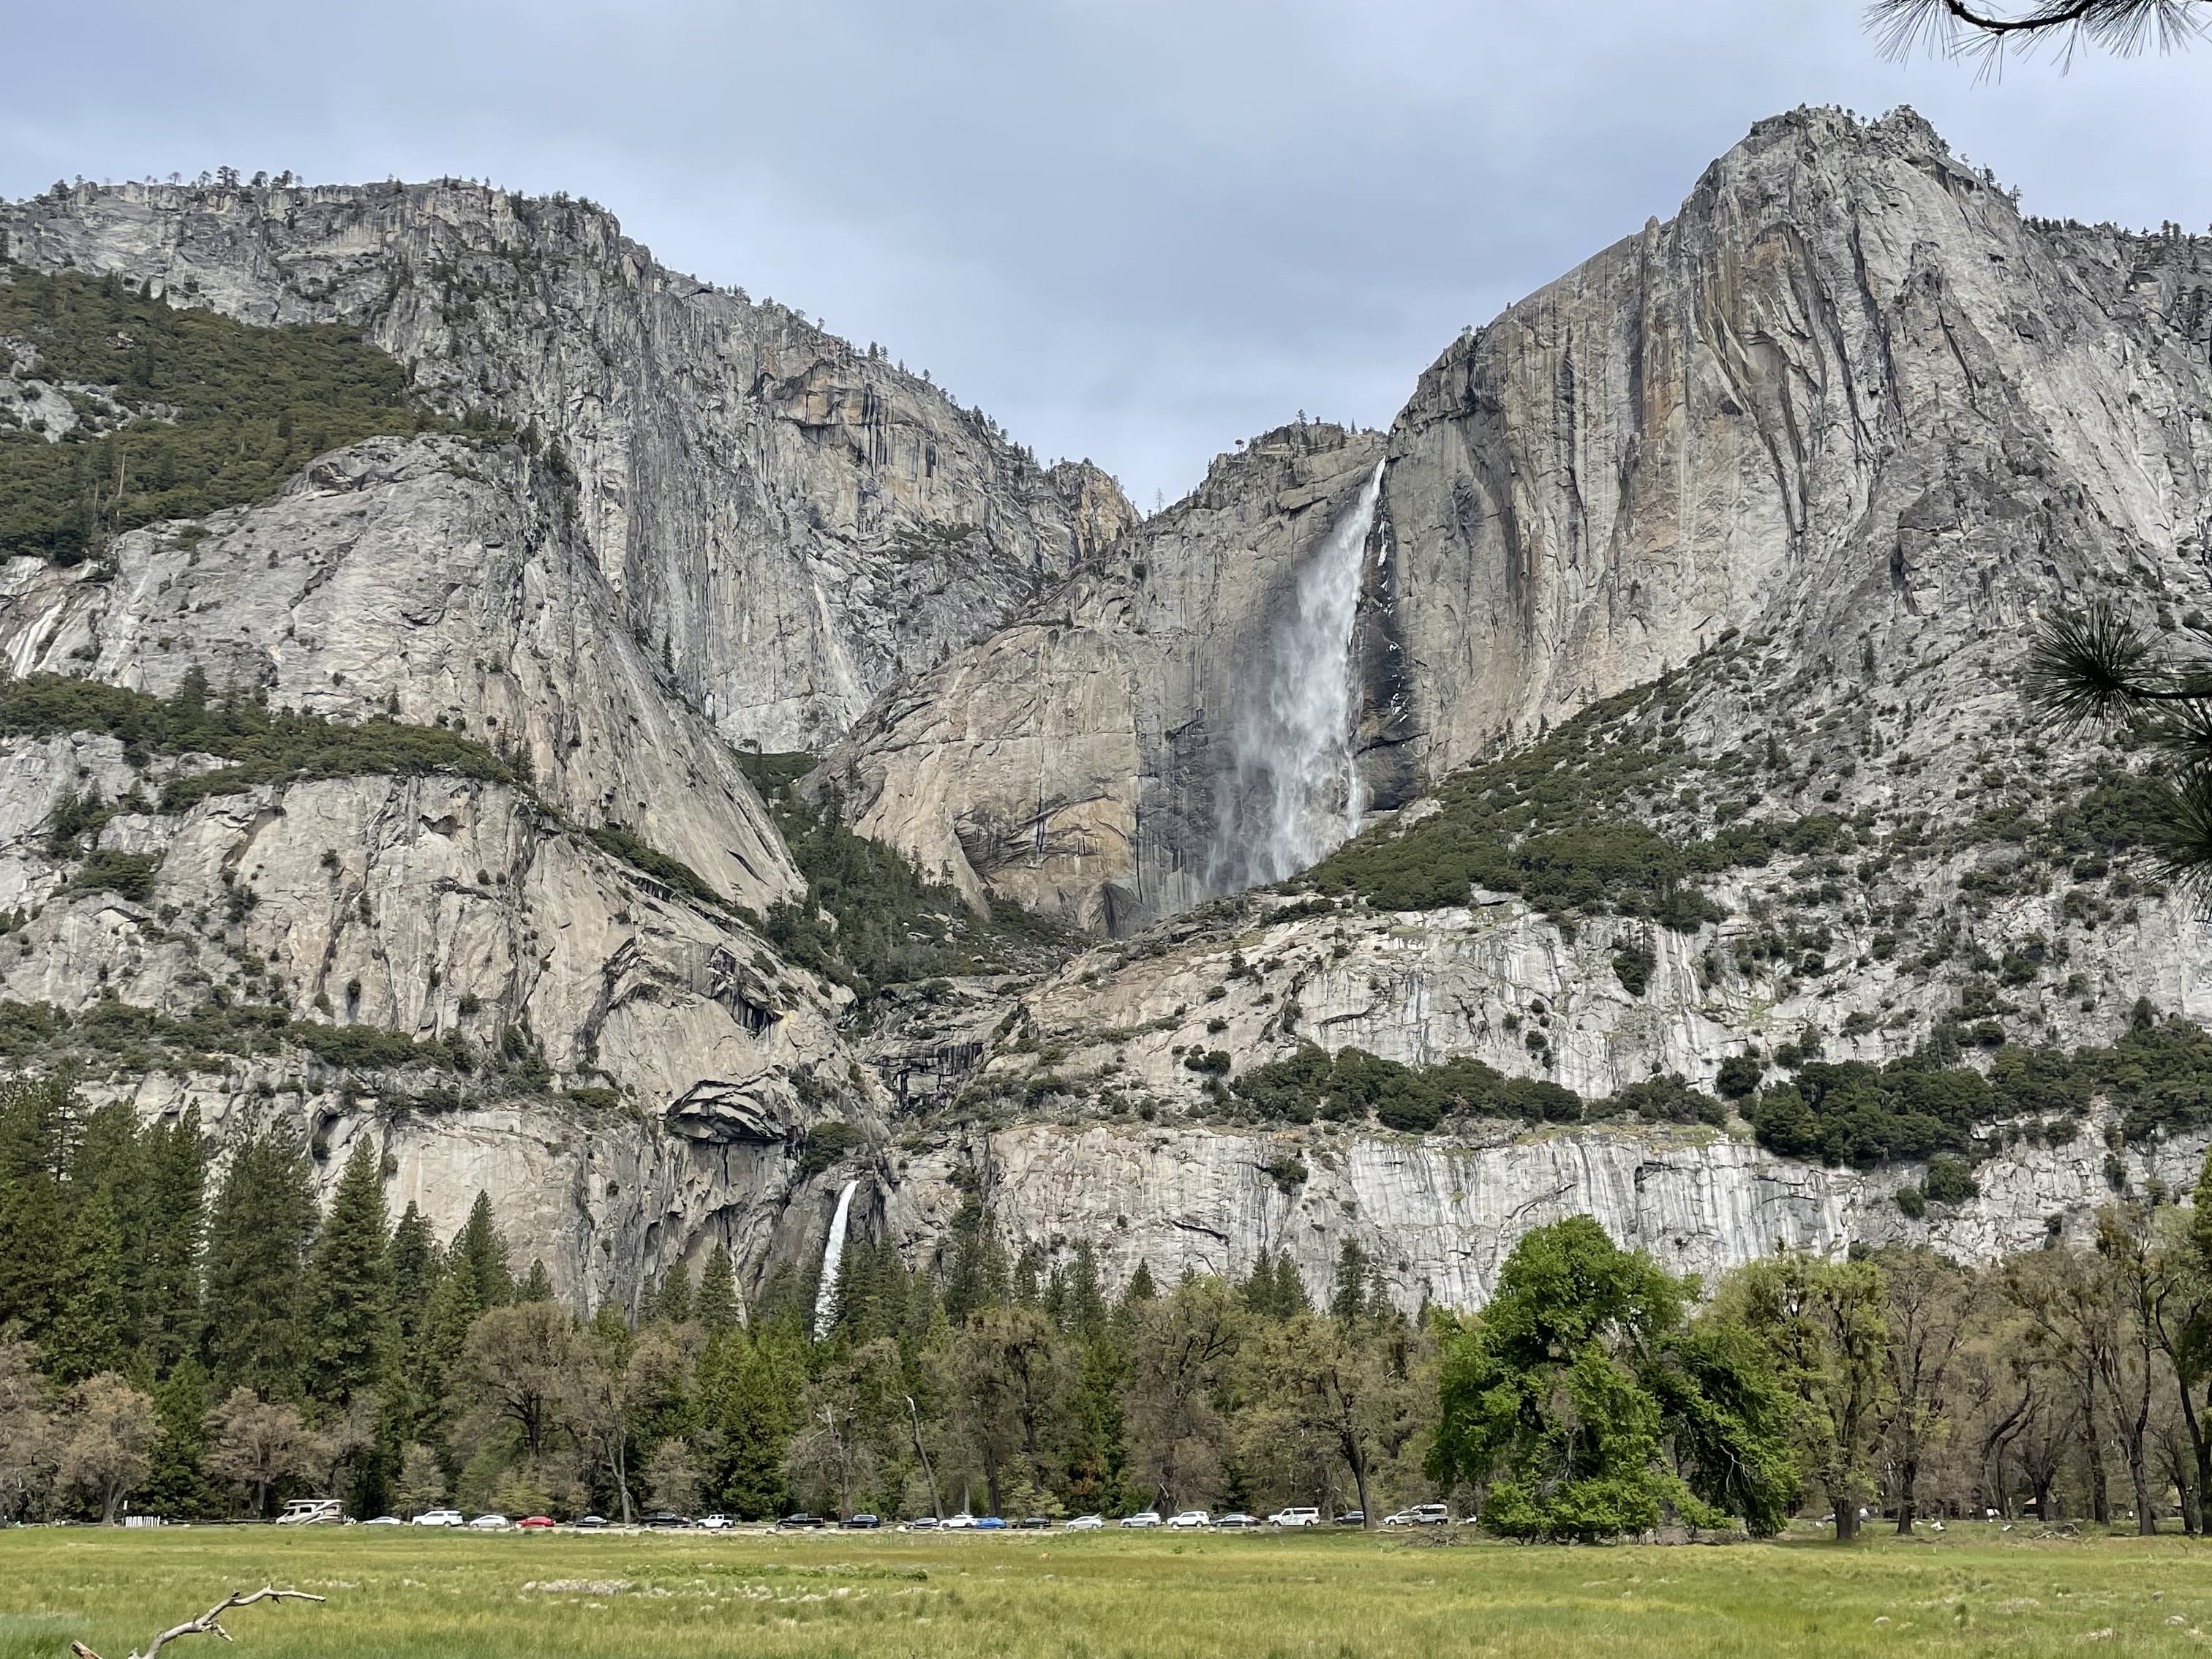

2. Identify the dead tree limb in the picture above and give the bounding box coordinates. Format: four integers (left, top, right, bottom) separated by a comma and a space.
70, 1586, 326, 1659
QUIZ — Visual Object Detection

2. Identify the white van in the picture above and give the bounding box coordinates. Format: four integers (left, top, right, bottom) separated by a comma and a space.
1270, 1507, 1321, 1527
275, 1498, 346, 1525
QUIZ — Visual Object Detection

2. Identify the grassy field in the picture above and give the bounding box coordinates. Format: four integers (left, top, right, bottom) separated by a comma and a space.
4, 1524, 2211, 1659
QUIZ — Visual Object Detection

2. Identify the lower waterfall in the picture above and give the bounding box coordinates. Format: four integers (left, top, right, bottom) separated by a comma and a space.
1210, 460, 1384, 892
812, 1178, 859, 1339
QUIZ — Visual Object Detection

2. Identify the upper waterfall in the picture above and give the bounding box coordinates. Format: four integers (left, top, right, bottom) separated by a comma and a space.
1208, 461, 1384, 893
813, 1178, 859, 1339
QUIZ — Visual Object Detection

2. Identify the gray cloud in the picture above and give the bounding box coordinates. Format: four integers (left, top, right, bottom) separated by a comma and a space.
4, 0, 2207, 506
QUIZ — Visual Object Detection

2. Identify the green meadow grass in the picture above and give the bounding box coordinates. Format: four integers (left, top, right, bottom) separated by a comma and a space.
3, 1524, 2210, 1659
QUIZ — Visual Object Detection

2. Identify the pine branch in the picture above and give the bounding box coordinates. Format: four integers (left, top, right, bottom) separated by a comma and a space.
69, 1587, 326, 1659
2023, 604, 2164, 730
1868, 0, 2204, 63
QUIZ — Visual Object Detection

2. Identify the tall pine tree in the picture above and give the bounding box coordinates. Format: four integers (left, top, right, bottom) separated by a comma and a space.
138, 1109, 207, 1374
697, 1246, 740, 1333
203, 1129, 317, 1399
46, 1182, 127, 1381
0, 1072, 78, 1331
453, 1192, 512, 1311
388, 1203, 437, 1346
301, 1137, 393, 1410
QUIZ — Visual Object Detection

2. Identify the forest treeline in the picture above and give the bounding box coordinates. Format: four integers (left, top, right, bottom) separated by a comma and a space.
7, 1066, 2212, 1540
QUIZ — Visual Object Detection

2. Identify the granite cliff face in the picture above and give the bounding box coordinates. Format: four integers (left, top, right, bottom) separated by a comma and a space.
821, 424, 1388, 933
827, 108, 2212, 925
0, 178, 1135, 751
884, 1109, 2212, 1312
6, 108, 2212, 1314
1376, 105, 2212, 778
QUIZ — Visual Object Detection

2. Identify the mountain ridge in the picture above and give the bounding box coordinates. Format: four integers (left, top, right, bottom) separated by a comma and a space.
2, 105, 2209, 1316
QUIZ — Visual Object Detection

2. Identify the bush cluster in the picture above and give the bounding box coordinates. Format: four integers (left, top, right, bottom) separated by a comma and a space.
1, 671, 524, 810
0, 263, 465, 563
737, 753, 1075, 998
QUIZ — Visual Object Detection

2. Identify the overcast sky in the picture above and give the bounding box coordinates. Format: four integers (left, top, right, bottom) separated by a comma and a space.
5, 1, 2208, 508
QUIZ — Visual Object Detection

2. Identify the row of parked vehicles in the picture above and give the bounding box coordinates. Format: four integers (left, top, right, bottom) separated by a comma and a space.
282, 1499, 1456, 1530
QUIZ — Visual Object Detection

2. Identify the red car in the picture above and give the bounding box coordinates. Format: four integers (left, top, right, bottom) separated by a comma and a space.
517, 1516, 557, 1530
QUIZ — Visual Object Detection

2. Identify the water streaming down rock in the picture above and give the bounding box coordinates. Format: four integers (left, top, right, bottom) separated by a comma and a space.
812, 1178, 859, 1339
1209, 461, 1385, 892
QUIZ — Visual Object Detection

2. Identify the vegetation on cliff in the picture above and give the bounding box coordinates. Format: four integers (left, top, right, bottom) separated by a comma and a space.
738, 750, 1074, 998
2, 670, 525, 810
0, 264, 470, 563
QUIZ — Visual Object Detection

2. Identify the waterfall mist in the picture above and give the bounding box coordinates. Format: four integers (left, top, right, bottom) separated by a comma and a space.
812, 1178, 859, 1339
1208, 461, 1383, 894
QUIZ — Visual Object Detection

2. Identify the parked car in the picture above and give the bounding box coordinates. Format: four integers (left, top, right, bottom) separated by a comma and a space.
276, 1499, 346, 1526
363, 1516, 402, 1527
900, 1516, 940, 1531
1014, 1516, 1052, 1531
1335, 1511, 1365, 1527
942, 1513, 977, 1530
574, 1516, 607, 1530
842, 1513, 881, 1530
1119, 1511, 1162, 1528
1216, 1513, 1260, 1530
467, 1514, 509, 1530
698, 1514, 735, 1531
1064, 1515, 1105, 1531
517, 1516, 556, 1530
974, 1516, 1009, 1530
638, 1511, 689, 1528
1269, 1507, 1321, 1528
412, 1510, 464, 1527
778, 1513, 824, 1530
1166, 1511, 1211, 1530
1383, 1504, 1451, 1527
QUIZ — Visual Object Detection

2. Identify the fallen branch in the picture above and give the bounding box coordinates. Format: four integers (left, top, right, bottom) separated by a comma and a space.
70, 1586, 327, 1659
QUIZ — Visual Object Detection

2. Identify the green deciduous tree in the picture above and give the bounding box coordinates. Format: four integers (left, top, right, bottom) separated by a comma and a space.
1431, 1217, 1791, 1540
1718, 1252, 1891, 1540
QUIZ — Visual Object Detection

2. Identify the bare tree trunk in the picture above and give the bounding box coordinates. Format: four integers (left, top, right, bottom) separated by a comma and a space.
1896, 1458, 1919, 1535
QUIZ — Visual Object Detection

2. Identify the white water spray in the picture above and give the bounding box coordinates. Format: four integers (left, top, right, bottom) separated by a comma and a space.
812, 1178, 859, 1339
1211, 462, 1384, 892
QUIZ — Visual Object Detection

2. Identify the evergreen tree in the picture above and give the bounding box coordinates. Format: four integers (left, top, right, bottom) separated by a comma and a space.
1122, 1261, 1157, 1306
1064, 1242, 1109, 1342
518, 1260, 554, 1304
654, 1261, 694, 1325
413, 1248, 480, 1448
138, 1109, 207, 1374
388, 1203, 437, 1345
454, 1192, 513, 1310
301, 1138, 393, 1410
203, 1129, 317, 1400
698, 1326, 800, 1518
141, 1356, 214, 1517
46, 1184, 127, 1382
696, 1246, 740, 1333
1242, 1249, 1312, 1319
0, 1072, 78, 1331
